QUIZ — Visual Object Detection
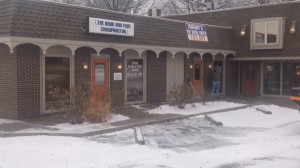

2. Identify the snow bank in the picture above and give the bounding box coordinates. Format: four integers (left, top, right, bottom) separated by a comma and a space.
148, 101, 245, 115
211, 105, 300, 128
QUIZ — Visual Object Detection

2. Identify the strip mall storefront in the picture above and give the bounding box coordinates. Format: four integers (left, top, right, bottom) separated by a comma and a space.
238, 60, 300, 97
0, 0, 235, 119
1, 0, 299, 120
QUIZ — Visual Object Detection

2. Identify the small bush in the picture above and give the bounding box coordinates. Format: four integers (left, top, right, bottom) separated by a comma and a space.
47, 82, 112, 124
168, 83, 197, 108
168, 83, 210, 108
84, 90, 112, 123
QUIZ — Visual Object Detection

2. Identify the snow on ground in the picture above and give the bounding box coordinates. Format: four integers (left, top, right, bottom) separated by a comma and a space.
0, 119, 22, 124
49, 114, 130, 133
12, 114, 130, 134
210, 104, 300, 128
148, 101, 246, 115
1, 102, 300, 168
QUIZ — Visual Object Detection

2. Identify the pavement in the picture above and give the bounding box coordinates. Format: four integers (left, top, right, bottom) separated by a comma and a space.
0, 96, 298, 137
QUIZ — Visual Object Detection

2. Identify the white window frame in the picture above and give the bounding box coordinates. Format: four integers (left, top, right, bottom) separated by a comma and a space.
250, 17, 285, 50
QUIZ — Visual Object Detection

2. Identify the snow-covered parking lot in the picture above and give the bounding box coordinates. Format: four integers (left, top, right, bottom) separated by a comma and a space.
0, 102, 300, 168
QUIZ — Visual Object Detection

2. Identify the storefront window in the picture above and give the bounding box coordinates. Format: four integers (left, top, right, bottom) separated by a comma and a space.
282, 62, 300, 95
45, 57, 70, 110
263, 62, 280, 95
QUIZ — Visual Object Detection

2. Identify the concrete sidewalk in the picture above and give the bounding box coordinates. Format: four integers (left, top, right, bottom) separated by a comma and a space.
0, 96, 297, 137
0, 104, 254, 137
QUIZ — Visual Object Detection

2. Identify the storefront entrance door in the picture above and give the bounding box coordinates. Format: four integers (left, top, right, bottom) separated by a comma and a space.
92, 58, 110, 105
125, 58, 146, 104
242, 62, 260, 96
192, 61, 203, 95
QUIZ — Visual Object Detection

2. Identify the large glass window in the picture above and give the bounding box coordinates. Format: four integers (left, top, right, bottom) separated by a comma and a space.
251, 17, 284, 50
263, 62, 280, 95
45, 57, 70, 111
282, 62, 300, 95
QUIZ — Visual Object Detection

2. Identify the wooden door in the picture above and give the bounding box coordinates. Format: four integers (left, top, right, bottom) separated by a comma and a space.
242, 62, 260, 96
92, 58, 109, 105
192, 61, 204, 95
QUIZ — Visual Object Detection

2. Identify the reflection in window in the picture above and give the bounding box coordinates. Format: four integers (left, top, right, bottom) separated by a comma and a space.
95, 64, 105, 85
263, 62, 280, 95
195, 64, 200, 80
254, 21, 278, 44
45, 57, 70, 111
282, 62, 300, 95
267, 22, 278, 43
255, 22, 265, 44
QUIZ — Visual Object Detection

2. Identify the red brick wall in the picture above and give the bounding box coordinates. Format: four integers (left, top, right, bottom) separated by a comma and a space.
15, 44, 41, 119
0, 44, 18, 119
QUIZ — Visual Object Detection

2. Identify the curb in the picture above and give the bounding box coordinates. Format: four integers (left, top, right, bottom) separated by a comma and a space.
204, 115, 223, 126
254, 107, 272, 115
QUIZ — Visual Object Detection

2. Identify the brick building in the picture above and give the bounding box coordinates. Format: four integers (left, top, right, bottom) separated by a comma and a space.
166, 1, 300, 97
0, 0, 298, 119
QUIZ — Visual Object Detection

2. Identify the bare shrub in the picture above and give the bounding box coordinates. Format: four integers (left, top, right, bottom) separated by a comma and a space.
47, 82, 112, 124
168, 83, 210, 108
52, 83, 91, 124
168, 83, 197, 108
84, 90, 112, 123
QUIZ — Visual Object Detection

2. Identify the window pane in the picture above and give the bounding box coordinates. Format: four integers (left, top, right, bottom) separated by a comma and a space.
267, 22, 278, 43
95, 64, 105, 85
45, 57, 70, 110
195, 64, 200, 80
254, 22, 265, 44
282, 62, 300, 95
263, 62, 280, 95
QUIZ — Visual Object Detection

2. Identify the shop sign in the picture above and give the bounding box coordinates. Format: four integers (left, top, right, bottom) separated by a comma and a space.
89, 17, 134, 37
185, 23, 208, 42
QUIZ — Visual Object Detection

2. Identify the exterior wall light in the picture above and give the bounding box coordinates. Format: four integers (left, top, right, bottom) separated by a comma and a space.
240, 25, 246, 37
208, 64, 213, 69
290, 21, 296, 34
117, 63, 123, 70
83, 63, 88, 70
189, 64, 193, 69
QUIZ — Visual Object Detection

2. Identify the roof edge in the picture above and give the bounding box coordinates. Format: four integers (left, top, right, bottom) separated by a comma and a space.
163, 1, 300, 17
13, 0, 232, 29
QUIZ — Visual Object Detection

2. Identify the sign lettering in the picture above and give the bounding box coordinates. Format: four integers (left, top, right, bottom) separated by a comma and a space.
89, 17, 134, 37
185, 23, 208, 42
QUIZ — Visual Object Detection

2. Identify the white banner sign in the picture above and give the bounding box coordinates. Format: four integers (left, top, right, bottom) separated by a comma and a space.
89, 17, 134, 37
185, 23, 208, 42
